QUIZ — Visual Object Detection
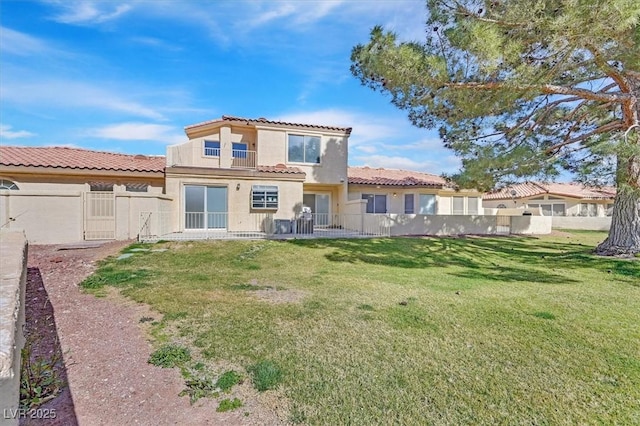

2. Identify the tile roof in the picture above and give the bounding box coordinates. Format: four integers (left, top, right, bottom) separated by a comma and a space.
483, 181, 617, 200
256, 164, 305, 175
348, 166, 449, 188
0, 146, 165, 173
185, 115, 352, 134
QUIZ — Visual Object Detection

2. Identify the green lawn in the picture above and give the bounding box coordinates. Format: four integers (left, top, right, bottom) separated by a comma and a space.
84, 231, 640, 424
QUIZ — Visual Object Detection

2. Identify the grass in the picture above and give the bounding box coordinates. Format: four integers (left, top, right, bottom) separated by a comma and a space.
82, 231, 640, 424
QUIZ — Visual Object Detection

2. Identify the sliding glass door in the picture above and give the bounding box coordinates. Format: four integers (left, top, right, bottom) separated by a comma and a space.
303, 193, 330, 226
185, 185, 227, 230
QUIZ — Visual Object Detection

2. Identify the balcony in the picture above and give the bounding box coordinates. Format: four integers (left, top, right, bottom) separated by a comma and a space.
202, 148, 256, 169
231, 149, 256, 169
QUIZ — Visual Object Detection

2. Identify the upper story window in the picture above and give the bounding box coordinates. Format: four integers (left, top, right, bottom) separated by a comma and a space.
288, 134, 320, 164
232, 142, 248, 159
0, 179, 19, 190
204, 140, 220, 157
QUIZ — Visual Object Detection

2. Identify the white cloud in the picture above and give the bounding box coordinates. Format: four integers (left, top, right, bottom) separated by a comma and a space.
1, 77, 166, 121
353, 154, 460, 175
0, 124, 36, 139
91, 122, 184, 144
45, 0, 133, 24
0, 26, 71, 57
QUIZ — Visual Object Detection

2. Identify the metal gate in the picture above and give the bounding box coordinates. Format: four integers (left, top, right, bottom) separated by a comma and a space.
496, 215, 511, 235
84, 192, 116, 240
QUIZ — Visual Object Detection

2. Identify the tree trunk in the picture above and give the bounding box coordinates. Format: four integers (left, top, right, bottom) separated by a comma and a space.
595, 151, 640, 256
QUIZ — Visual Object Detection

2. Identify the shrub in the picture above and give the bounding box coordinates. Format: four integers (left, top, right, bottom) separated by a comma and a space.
216, 370, 242, 392
217, 398, 243, 412
148, 344, 191, 368
247, 360, 283, 391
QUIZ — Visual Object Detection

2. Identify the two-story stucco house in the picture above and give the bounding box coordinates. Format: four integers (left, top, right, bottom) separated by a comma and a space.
163, 116, 351, 234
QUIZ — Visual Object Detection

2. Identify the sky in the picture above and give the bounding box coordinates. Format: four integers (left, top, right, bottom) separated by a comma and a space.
0, 0, 463, 174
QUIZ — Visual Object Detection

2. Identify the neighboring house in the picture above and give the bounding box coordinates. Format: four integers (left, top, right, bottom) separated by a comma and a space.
165, 115, 351, 233
483, 182, 616, 217
0, 146, 167, 243
348, 166, 484, 215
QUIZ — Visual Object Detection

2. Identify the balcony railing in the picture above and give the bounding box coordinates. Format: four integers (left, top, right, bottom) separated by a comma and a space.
231, 149, 256, 169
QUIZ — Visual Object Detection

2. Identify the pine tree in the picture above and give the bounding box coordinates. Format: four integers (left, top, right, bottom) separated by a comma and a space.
351, 0, 640, 255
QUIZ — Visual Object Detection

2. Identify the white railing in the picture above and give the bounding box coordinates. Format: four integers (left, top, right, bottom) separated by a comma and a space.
231, 150, 256, 169
204, 147, 220, 157
139, 212, 390, 242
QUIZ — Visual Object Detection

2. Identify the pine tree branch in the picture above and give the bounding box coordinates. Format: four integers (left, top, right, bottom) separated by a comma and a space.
545, 121, 624, 154
443, 81, 630, 104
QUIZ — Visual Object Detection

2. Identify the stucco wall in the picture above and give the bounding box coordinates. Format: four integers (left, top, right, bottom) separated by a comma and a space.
170, 125, 349, 186
511, 216, 552, 234
1, 191, 84, 243
348, 186, 483, 215
379, 214, 551, 236
0, 230, 27, 426
1, 190, 172, 244
551, 216, 612, 230
164, 174, 304, 232
385, 214, 500, 236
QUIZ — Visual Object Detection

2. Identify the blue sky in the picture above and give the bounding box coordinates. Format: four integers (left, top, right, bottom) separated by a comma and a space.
0, 0, 462, 174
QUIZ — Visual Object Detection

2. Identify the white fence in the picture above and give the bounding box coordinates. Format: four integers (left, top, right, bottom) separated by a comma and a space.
138, 212, 391, 242
551, 216, 612, 231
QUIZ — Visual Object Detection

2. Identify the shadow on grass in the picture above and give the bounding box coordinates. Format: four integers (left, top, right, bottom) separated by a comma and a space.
288, 236, 639, 285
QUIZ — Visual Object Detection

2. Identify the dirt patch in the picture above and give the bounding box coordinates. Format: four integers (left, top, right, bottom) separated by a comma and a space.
22, 241, 284, 425
245, 279, 307, 304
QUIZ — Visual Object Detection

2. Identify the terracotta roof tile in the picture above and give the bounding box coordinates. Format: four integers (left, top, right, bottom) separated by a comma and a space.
0, 146, 165, 173
348, 166, 448, 188
185, 115, 352, 134
483, 181, 616, 200
256, 165, 305, 175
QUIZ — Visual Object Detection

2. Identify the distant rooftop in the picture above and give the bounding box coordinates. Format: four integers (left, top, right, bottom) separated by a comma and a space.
185, 115, 352, 134
483, 181, 616, 200
348, 166, 449, 188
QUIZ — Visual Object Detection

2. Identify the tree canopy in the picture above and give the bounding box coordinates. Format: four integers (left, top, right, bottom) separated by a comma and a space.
351, 0, 640, 255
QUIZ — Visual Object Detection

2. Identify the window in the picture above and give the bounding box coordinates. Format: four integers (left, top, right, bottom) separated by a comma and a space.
497, 204, 507, 209
468, 197, 479, 215
288, 134, 320, 164
252, 185, 278, 209
125, 183, 148, 192
0, 179, 18, 190
232, 142, 248, 159
580, 203, 597, 217
529, 203, 565, 216
204, 140, 220, 156
362, 194, 386, 213
404, 194, 415, 214
606, 203, 614, 216
90, 182, 113, 191
418, 194, 436, 215
452, 196, 465, 214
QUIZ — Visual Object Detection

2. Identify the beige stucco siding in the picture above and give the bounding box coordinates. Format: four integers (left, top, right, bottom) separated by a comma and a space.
347, 186, 483, 215
165, 172, 304, 232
